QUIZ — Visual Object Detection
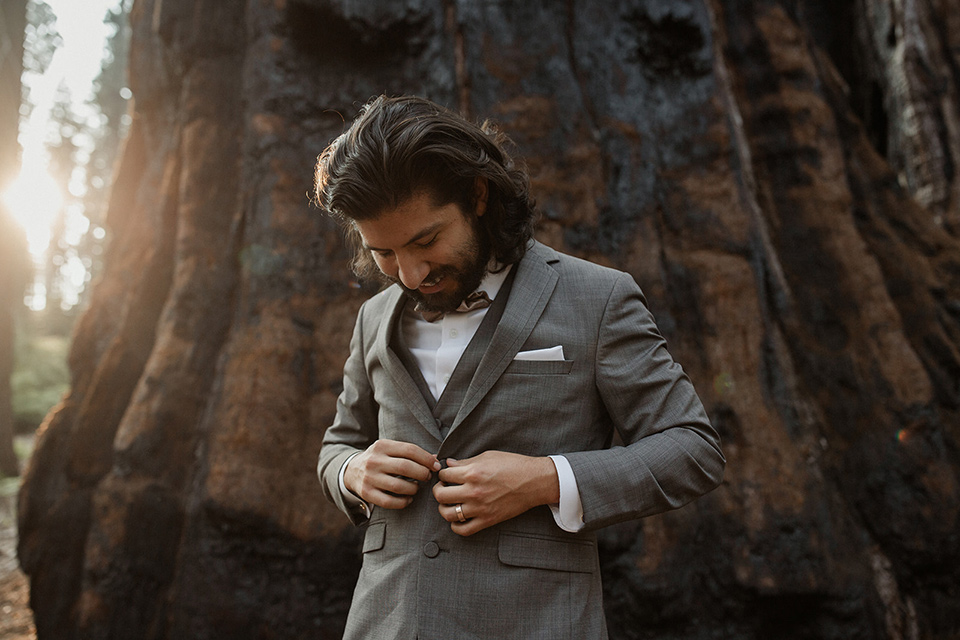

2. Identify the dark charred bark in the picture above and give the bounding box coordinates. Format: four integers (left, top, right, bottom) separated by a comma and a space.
17, 0, 960, 638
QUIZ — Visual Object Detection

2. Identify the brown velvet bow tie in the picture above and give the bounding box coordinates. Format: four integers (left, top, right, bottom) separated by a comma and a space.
418, 290, 492, 323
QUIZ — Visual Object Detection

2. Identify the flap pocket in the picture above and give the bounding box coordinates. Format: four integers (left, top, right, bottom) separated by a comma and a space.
362, 521, 386, 553
505, 359, 575, 375
498, 531, 595, 573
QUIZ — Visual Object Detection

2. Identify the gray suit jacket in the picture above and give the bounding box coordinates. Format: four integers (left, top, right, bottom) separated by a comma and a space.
318, 241, 725, 639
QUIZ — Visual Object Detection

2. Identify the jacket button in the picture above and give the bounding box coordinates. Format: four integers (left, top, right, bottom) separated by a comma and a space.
423, 541, 440, 558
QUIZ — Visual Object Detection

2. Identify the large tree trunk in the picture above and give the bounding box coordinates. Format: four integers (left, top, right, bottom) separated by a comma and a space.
18, 0, 960, 638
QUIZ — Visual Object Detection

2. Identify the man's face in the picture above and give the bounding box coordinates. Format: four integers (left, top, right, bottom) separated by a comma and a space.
355, 190, 490, 314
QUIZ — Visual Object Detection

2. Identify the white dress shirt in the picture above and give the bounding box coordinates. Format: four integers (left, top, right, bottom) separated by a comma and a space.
339, 266, 584, 532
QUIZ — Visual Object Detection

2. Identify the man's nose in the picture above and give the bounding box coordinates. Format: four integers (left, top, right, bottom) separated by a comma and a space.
396, 255, 429, 290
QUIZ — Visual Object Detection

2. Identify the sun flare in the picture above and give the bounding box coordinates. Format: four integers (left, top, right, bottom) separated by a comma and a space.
2, 166, 64, 259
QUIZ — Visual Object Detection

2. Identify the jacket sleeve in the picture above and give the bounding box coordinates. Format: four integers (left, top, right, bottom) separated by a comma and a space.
563, 272, 725, 531
317, 303, 380, 525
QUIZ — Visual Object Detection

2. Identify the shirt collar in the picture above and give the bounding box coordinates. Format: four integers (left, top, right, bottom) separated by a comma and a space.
477, 263, 511, 300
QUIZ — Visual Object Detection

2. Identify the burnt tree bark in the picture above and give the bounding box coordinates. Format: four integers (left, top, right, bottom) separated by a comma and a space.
17, 0, 960, 638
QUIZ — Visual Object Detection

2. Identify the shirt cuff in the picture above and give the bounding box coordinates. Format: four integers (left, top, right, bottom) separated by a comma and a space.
338, 452, 372, 519
547, 455, 584, 532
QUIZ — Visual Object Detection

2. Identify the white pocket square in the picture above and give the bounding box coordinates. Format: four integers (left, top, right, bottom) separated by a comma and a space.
513, 346, 565, 361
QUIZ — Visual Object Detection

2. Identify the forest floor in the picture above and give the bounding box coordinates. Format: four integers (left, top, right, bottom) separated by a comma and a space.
0, 437, 37, 640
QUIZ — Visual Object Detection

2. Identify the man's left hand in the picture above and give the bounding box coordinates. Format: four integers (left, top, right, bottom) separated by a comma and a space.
432, 451, 560, 536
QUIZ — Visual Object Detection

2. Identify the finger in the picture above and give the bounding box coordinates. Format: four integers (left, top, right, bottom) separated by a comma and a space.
368, 490, 414, 510
378, 440, 441, 471
438, 502, 477, 524
437, 503, 462, 523
432, 482, 466, 505
379, 457, 436, 483
377, 474, 422, 497
354, 470, 421, 501
437, 463, 469, 485
450, 518, 483, 537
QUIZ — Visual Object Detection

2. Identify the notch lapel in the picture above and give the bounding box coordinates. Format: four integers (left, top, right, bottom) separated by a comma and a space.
448, 243, 560, 433
373, 287, 444, 440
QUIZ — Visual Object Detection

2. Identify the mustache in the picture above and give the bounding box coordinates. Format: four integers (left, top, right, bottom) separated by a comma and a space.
392, 266, 457, 293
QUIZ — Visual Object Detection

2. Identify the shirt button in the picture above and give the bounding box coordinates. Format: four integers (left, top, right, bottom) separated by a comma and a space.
423, 541, 440, 558
443, 374, 451, 383
449, 329, 458, 338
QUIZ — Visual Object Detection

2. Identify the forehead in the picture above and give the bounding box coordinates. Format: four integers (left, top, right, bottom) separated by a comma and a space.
355, 192, 463, 249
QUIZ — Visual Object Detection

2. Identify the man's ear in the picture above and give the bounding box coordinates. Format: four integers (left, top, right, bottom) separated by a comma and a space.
474, 177, 489, 217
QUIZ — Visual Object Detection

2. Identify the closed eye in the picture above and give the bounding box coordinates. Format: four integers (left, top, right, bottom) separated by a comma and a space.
415, 234, 439, 248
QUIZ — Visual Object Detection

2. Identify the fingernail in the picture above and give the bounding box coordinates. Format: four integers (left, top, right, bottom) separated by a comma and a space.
433, 461, 441, 471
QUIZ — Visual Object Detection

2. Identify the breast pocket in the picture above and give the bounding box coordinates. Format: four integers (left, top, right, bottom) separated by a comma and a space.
504, 359, 575, 375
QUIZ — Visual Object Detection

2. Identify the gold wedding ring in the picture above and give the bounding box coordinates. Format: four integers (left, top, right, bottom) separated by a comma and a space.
455, 504, 466, 522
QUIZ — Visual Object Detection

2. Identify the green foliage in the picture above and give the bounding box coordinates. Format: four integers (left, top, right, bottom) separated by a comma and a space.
13, 434, 34, 462
21, 0, 62, 124
0, 475, 18, 499
23, 0, 61, 75
11, 324, 69, 433
0, 472, 18, 527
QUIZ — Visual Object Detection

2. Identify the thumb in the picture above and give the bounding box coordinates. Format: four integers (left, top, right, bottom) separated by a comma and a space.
438, 457, 466, 485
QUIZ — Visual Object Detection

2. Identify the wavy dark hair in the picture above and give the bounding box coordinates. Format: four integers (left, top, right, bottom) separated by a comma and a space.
314, 95, 537, 281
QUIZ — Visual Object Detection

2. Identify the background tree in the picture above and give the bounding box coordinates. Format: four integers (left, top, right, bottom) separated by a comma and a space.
20, 0, 61, 122
40, 86, 81, 317
0, 0, 30, 477
79, 2, 132, 301
6, 1, 129, 453
24, 2, 128, 327
2, 0, 67, 469
17, 0, 960, 639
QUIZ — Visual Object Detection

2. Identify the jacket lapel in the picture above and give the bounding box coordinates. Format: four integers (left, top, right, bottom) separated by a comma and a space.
449, 242, 560, 432
374, 287, 444, 440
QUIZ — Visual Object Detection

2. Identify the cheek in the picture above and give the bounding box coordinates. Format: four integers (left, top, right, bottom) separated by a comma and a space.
372, 253, 395, 275
432, 237, 470, 267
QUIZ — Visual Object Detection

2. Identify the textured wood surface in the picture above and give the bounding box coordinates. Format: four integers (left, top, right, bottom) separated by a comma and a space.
17, 0, 960, 638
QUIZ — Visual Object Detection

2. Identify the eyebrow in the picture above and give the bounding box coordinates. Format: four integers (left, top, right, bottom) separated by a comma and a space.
363, 221, 444, 253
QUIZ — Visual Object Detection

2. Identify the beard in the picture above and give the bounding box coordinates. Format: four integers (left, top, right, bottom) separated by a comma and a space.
383, 221, 491, 315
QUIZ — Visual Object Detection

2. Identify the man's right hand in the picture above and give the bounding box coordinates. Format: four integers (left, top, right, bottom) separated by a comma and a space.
344, 439, 441, 509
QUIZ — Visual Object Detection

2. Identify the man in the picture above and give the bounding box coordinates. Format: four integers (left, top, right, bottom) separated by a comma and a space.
316, 95, 724, 639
